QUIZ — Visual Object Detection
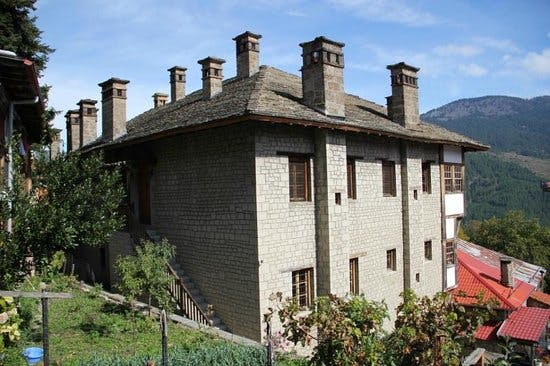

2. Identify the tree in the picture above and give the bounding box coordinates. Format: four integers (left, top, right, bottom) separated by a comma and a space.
116, 239, 175, 312
0, 151, 125, 288
388, 290, 493, 366
464, 210, 550, 291
0, 0, 54, 75
274, 294, 390, 366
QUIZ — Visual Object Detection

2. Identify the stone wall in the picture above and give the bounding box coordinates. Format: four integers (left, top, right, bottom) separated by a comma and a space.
147, 124, 260, 340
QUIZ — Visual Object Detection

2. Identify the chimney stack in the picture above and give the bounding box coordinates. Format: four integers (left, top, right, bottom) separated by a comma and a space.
168, 66, 186, 102
49, 129, 61, 160
232, 31, 262, 78
299, 36, 346, 118
386, 62, 420, 128
65, 109, 80, 152
77, 99, 98, 148
500, 257, 514, 288
198, 57, 225, 99
99, 77, 129, 141
152, 92, 168, 108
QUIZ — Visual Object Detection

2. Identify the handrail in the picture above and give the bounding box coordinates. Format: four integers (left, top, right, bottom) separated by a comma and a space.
165, 262, 213, 326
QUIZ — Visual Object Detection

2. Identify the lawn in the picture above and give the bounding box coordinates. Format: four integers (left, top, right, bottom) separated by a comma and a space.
3, 276, 305, 365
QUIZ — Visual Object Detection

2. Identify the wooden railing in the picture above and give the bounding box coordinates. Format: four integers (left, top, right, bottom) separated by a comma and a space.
166, 263, 213, 326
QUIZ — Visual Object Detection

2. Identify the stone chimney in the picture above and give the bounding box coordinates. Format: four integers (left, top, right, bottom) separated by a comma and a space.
500, 257, 514, 288
386, 62, 420, 128
50, 129, 61, 159
299, 36, 345, 118
168, 66, 186, 102
198, 57, 225, 99
232, 31, 262, 78
98, 77, 129, 141
64, 109, 80, 152
77, 99, 98, 148
152, 92, 168, 108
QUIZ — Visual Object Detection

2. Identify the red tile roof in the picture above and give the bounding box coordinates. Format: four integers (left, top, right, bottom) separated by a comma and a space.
451, 252, 535, 310
475, 321, 501, 341
498, 307, 550, 343
530, 290, 550, 307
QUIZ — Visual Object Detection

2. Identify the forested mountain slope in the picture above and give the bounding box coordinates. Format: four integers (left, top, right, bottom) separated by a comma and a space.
422, 96, 550, 225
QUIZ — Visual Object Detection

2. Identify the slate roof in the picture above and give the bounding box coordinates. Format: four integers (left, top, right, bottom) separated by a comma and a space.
93, 66, 488, 151
498, 307, 550, 343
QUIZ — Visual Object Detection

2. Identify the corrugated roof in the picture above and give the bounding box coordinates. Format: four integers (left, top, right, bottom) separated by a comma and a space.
498, 307, 550, 343
92, 66, 488, 151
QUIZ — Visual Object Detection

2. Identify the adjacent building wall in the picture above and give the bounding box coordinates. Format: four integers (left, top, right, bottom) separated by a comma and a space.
146, 124, 260, 340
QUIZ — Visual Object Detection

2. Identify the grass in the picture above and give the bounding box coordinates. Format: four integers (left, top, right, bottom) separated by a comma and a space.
3, 276, 305, 365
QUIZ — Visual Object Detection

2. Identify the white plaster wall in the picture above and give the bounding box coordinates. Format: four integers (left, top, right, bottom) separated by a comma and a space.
445, 193, 464, 216
443, 145, 462, 163
446, 218, 456, 239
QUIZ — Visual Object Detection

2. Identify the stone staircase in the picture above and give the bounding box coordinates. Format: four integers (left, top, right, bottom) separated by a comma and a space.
145, 229, 227, 331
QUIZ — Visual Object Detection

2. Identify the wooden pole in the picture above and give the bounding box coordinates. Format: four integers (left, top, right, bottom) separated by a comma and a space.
161, 310, 168, 366
41, 289, 49, 366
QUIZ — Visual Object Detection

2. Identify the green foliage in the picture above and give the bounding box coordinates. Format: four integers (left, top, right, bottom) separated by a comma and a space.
276, 293, 389, 366
464, 210, 550, 291
116, 239, 175, 311
0, 296, 20, 355
0, 0, 54, 75
0, 152, 125, 289
388, 290, 491, 366
465, 153, 550, 226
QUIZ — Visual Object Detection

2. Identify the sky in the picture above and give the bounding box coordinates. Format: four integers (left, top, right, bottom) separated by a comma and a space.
33, 0, 550, 147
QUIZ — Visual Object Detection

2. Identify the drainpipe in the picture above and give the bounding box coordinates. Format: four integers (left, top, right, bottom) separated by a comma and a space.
6, 97, 39, 233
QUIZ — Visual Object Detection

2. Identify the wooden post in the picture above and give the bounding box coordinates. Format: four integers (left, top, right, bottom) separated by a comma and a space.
266, 317, 274, 366
161, 310, 168, 366
42, 289, 49, 366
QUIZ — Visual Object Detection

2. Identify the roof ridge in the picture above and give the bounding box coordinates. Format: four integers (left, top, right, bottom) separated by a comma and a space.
245, 67, 269, 113
458, 256, 516, 309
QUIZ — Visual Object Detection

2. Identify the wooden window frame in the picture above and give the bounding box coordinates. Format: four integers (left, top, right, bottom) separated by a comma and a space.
422, 162, 432, 194
292, 268, 314, 307
347, 158, 357, 199
424, 240, 433, 260
349, 258, 359, 294
382, 160, 396, 197
444, 164, 463, 193
386, 249, 397, 271
445, 241, 456, 265
289, 155, 311, 202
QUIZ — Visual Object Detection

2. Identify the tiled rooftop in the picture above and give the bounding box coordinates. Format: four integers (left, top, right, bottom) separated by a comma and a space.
498, 307, 550, 343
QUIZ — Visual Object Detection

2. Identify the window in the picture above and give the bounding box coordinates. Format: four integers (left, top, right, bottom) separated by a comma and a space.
292, 268, 314, 307
424, 240, 432, 260
347, 158, 356, 199
386, 249, 397, 271
445, 241, 455, 265
382, 160, 396, 196
444, 164, 463, 193
289, 155, 311, 201
349, 258, 359, 294
422, 162, 431, 193
117, 89, 123, 97
87, 107, 94, 115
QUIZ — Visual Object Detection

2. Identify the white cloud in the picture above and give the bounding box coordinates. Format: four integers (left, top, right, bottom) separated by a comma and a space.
433, 44, 482, 57
473, 37, 520, 53
458, 63, 487, 77
328, 0, 440, 27
521, 49, 550, 76
286, 10, 308, 17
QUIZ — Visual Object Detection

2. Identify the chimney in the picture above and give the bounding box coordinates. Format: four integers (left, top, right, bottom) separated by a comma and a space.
50, 130, 61, 159
152, 92, 168, 108
98, 77, 129, 141
386, 62, 420, 127
64, 109, 80, 152
232, 31, 262, 78
77, 99, 98, 148
198, 57, 225, 99
299, 36, 345, 118
500, 257, 514, 288
168, 66, 186, 102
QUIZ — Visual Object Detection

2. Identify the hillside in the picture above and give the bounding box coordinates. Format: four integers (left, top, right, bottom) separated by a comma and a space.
422, 96, 550, 159
422, 96, 550, 225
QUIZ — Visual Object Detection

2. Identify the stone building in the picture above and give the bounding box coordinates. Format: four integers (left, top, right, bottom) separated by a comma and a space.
72, 32, 487, 341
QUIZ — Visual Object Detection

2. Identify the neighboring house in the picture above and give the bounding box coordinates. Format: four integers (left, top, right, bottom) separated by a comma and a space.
451, 239, 550, 360
70, 32, 487, 341
0, 50, 44, 229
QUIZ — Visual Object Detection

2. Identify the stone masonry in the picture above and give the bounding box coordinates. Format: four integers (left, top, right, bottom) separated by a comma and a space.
77, 99, 97, 148
99, 78, 129, 141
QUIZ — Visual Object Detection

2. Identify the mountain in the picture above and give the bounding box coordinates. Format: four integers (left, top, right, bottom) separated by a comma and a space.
422, 96, 550, 159
422, 96, 550, 225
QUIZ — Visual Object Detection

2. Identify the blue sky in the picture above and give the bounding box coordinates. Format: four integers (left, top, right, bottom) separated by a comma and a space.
34, 0, 550, 144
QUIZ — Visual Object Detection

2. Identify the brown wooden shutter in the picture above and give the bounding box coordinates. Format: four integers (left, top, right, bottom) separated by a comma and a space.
289, 156, 310, 201
382, 161, 396, 196
347, 158, 356, 199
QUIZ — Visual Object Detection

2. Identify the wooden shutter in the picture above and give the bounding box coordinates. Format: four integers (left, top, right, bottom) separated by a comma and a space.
382, 161, 396, 196
289, 156, 310, 201
422, 162, 431, 193
347, 158, 356, 199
